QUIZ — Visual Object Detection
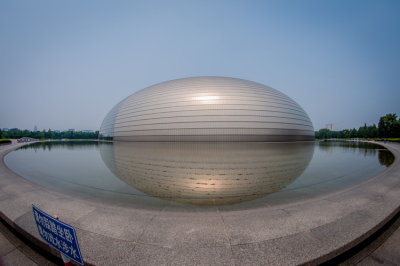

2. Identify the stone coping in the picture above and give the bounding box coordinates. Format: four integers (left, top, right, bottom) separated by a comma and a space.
0, 141, 399, 265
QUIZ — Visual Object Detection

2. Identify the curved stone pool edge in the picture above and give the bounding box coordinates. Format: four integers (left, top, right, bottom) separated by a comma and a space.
0, 141, 399, 265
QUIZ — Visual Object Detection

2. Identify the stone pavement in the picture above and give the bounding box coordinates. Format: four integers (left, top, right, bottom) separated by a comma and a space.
0, 218, 56, 266
356, 215, 400, 265
0, 141, 400, 265
1, 204, 400, 266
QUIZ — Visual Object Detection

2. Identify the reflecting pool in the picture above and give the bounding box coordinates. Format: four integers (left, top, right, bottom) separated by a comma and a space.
4, 141, 394, 210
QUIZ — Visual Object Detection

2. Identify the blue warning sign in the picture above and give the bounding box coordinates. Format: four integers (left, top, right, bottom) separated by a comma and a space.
32, 205, 84, 265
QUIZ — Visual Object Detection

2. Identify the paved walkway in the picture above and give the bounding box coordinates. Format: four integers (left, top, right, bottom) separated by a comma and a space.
356, 216, 400, 265
0, 219, 56, 266
1, 205, 400, 265
0, 141, 400, 265
0, 142, 55, 266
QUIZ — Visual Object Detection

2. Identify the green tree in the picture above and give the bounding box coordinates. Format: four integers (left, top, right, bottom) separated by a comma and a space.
38, 130, 45, 139
358, 123, 368, 138
0, 128, 98, 140
368, 124, 378, 138
341, 129, 351, 138
350, 128, 358, 138
315, 128, 332, 139
45, 129, 54, 139
378, 113, 400, 138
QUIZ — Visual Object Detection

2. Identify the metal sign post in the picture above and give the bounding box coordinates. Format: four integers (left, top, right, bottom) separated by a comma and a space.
32, 205, 84, 265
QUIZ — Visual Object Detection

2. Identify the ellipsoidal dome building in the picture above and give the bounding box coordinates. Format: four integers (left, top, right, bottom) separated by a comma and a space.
99, 77, 314, 141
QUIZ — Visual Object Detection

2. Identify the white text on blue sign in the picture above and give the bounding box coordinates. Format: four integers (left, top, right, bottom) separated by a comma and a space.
32, 205, 84, 265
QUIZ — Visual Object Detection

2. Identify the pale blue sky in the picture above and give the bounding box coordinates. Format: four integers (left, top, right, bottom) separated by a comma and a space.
1, 0, 399, 131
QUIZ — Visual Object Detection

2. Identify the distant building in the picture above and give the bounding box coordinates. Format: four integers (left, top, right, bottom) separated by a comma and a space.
2, 128, 9, 131
54, 130, 61, 133
67, 129, 75, 132
34, 125, 38, 132
82, 130, 94, 133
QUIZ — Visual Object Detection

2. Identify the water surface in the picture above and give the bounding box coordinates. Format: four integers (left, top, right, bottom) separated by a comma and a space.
4, 141, 393, 210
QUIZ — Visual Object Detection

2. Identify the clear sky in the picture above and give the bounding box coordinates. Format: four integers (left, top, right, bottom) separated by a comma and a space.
1, 0, 399, 131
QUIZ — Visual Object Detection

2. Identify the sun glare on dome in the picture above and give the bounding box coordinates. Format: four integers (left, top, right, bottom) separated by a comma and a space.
191, 95, 220, 104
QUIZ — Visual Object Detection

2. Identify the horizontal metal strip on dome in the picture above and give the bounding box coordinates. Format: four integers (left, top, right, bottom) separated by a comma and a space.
119, 94, 301, 113
111, 116, 313, 128
120, 96, 300, 114
114, 123, 315, 136
111, 126, 314, 134
121, 90, 297, 110
112, 131, 313, 138
118, 100, 303, 118
111, 120, 313, 129
119, 97, 302, 110
100, 122, 315, 132
127, 90, 290, 106
110, 119, 313, 131
110, 105, 310, 124
113, 134, 315, 142
111, 103, 307, 122
102, 114, 313, 130
113, 129, 314, 135
104, 124, 316, 133
101, 125, 312, 134
119, 95, 301, 110
100, 106, 311, 126
111, 128, 315, 135
103, 107, 312, 120
104, 115, 309, 130
100, 114, 312, 130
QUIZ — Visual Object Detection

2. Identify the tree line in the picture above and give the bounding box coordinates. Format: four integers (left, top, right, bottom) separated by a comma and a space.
0, 128, 99, 140
315, 113, 400, 139
1, 113, 399, 140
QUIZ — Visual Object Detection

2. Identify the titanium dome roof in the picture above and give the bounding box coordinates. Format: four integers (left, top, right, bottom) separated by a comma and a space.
99, 76, 314, 141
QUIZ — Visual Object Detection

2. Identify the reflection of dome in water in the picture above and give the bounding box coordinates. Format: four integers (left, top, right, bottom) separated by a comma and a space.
99, 77, 314, 141
100, 142, 314, 205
